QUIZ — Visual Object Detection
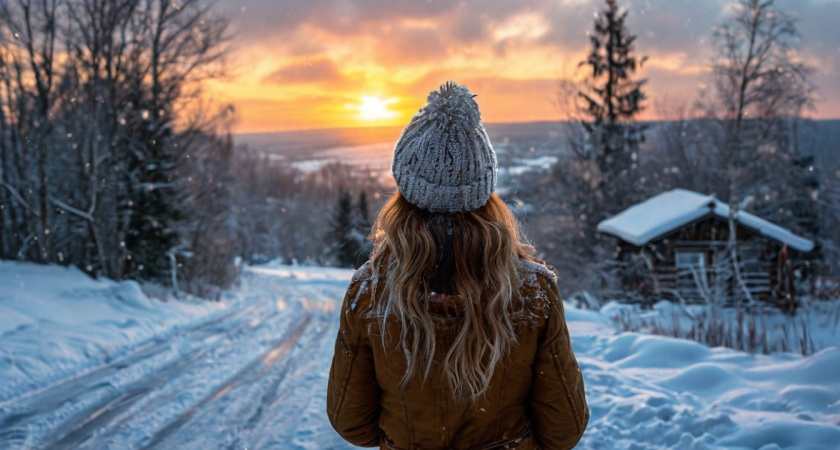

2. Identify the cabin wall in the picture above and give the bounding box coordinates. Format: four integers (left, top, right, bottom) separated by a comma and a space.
653, 240, 776, 305
618, 216, 797, 306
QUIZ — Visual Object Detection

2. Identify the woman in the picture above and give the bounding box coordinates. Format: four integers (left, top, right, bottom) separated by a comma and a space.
327, 82, 588, 450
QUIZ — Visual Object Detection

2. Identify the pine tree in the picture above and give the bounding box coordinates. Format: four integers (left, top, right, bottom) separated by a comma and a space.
578, 0, 647, 216
330, 189, 362, 267
357, 190, 370, 229
789, 155, 819, 237
354, 190, 374, 267
123, 118, 183, 283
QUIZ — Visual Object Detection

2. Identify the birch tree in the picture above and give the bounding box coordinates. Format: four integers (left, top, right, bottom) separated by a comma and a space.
710, 0, 815, 306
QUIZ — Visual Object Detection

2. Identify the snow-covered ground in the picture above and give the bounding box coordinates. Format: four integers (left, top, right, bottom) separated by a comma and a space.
0, 261, 352, 449
1, 261, 839, 449
0, 261, 230, 402
571, 309, 840, 449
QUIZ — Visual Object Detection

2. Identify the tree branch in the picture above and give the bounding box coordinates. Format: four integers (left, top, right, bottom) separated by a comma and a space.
1, 181, 40, 218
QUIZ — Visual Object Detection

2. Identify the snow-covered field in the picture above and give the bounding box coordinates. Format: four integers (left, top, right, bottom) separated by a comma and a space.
1, 261, 839, 449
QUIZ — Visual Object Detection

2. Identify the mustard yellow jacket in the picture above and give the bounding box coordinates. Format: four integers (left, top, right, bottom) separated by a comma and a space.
327, 258, 589, 449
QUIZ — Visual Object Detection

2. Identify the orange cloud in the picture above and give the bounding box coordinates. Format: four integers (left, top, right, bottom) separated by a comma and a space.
211, 0, 839, 133
262, 58, 345, 85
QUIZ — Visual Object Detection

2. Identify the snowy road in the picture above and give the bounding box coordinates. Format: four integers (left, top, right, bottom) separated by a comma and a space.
0, 266, 356, 449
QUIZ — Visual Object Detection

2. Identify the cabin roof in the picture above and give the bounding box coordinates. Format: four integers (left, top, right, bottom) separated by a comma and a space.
596, 188, 815, 252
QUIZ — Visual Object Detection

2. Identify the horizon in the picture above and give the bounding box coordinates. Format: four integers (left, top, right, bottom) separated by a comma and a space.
231, 117, 840, 137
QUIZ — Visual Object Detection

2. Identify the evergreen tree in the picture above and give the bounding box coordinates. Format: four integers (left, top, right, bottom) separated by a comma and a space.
355, 190, 374, 267
578, 0, 647, 216
330, 189, 362, 267
788, 154, 819, 237
358, 190, 370, 229
123, 114, 183, 282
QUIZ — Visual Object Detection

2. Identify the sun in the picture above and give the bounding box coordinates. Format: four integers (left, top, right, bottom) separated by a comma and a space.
354, 96, 400, 121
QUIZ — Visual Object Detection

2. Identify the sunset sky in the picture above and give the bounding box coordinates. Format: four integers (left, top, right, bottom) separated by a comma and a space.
210, 0, 840, 134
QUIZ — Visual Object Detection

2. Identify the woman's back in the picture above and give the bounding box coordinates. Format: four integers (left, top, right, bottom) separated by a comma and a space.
328, 257, 588, 449
326, 82, 588, 449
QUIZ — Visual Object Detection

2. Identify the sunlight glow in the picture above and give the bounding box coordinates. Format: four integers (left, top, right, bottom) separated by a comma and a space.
354, 96, 400, 121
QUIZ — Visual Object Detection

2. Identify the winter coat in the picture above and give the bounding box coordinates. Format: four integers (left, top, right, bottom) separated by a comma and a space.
326, 257, 589, 450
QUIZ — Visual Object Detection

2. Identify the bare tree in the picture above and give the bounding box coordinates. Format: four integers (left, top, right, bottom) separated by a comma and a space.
0, 0, 235, 292
709, 0, 815, 306
710, 0, 814, 195
0, 0, 62, 263
712, 0, 813, 130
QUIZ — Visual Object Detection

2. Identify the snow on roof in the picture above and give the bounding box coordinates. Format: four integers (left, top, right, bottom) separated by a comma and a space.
596, 188, 815, 252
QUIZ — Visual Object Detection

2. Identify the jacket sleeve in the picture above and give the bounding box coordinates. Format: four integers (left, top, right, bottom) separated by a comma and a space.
326, 272, 381, 447
530, 273, 589, 449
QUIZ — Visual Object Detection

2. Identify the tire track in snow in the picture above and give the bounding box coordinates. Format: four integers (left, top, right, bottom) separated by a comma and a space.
0, 300, 260, 409
44, 324, 249, 449
139, 314, 312, 449
53, 303, 293, 449
0, 302, 268, 448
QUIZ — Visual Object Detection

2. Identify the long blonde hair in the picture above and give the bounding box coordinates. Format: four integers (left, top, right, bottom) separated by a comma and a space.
369, 192, 535, 401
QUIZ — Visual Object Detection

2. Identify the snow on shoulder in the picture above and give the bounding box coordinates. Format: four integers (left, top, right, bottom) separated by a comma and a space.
596, 188, 814, 252
517, 257, 558, 284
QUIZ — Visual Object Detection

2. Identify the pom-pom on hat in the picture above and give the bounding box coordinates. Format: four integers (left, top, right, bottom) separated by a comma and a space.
391, 81, 497, 213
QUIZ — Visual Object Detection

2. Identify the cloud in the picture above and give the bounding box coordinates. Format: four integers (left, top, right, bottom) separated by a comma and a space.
221, 0, 459, 43
375, 25, 448, 65
211, 0, 839, 131
262, 58, 345, 85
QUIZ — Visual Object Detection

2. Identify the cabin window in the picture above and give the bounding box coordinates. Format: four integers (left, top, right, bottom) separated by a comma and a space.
740, 247, 762, 275
676, 251, 705, 274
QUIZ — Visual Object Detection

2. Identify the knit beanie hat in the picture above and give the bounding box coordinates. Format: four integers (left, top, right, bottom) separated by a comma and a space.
391, 82, 497, 213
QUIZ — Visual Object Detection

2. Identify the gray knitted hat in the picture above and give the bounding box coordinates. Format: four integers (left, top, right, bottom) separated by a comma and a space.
391, 82, 497, 213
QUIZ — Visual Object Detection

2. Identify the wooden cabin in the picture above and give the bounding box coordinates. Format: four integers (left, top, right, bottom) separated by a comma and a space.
597, 189, 815, 309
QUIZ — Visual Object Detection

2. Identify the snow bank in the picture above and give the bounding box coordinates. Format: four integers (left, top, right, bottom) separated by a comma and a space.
574, 304, 840, 449
0, 261, 229, 403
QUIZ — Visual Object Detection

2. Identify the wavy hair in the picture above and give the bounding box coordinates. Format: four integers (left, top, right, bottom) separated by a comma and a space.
368, 192, 535, 401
